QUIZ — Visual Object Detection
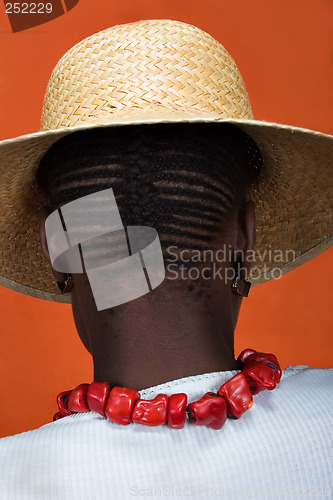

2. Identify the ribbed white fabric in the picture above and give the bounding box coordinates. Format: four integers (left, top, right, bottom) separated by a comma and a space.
0, 366, 332, 499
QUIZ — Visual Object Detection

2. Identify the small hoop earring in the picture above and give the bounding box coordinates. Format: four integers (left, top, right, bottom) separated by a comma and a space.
232, 277, 251, 297
56, 274, 74, 294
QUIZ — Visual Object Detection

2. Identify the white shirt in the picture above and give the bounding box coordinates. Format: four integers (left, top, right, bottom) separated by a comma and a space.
0, 366, 332, 499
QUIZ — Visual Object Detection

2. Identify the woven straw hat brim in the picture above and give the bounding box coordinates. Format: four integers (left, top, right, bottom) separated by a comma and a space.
1, 18, 332, 302
0, 115, 332, 303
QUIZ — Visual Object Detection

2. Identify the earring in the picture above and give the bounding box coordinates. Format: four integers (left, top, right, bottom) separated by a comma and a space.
56, 274, 74, 294
232, 277, 251, 297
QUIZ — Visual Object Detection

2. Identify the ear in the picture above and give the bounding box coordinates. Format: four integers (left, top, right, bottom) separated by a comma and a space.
38, 205, 67, 283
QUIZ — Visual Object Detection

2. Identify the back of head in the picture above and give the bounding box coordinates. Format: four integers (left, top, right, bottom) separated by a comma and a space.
37, 122, 262, 254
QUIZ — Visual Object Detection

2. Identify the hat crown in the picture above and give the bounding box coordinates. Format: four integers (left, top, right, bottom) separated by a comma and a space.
40, 19, 253, 131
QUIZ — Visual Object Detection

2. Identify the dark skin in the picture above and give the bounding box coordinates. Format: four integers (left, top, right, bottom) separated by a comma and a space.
38, 197, 256, 390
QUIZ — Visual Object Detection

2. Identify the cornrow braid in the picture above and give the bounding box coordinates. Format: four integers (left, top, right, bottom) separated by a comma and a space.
36, 122, 262, 250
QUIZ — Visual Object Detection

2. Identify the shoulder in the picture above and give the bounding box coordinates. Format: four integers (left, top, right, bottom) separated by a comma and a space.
0, 411, 100, 443
271, 365, 333, 406
280, 365, 333, 387
257, 366, 333, 437
282, 365, 333, 377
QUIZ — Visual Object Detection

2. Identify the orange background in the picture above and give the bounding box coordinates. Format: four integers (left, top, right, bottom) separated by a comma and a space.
0, 0, 332, 438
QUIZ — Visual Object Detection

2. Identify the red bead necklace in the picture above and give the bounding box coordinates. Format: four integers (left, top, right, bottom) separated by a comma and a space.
53, 349, 282, 430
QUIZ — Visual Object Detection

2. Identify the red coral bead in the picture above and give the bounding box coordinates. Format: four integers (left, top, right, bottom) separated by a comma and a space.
217, 373, 253, 419
186, 392, 227, 430
57, 390, 73, 417
241, 362, 276, 395
68, 383, 90, 412
237, 348, 257, 366
87, 382, 111, 417
53, 412, 63, 421
132, 394, 169, 427
167, 393, 187, 429
105, 386, 140, 425
244, 352, 282, 382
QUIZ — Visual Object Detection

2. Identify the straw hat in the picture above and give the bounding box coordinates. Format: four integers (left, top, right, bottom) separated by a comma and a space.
0, 19, 332, 303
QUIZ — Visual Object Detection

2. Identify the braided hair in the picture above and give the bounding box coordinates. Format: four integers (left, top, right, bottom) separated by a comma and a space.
36, 122, 262, 251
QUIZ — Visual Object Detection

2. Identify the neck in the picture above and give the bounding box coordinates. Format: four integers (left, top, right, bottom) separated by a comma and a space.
73, 279, 242, 390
